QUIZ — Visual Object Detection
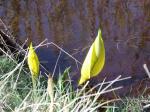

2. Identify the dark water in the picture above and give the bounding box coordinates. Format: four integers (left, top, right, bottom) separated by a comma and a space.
0, 0, 150, 97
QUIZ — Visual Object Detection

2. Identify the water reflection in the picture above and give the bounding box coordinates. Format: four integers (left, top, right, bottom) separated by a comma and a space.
0, 0, 150, 97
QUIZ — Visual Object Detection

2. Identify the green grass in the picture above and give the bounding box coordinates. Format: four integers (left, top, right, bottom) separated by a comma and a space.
106, 96, 150, 112
0, 55, 149, 112
0, 55, 119, 112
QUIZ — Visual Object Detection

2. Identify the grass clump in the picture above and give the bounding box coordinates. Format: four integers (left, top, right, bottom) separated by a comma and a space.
0, 54, 124, 112
117, 98, 143, 112
106, 96, 150, 112
1, 54, 149, 112
0, 56, 31, 111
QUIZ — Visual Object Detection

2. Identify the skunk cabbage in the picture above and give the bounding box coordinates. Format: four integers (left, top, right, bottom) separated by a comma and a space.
27, 43, 39, 87
79, 29, 105, 85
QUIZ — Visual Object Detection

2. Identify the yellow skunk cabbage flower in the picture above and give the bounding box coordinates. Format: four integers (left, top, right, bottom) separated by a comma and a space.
79, 29, 105, 85
27, 42, 40, 87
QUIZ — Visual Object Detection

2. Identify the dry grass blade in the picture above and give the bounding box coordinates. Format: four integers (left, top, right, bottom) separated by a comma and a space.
47, 75, 54, 112
143, 64, 150, 78
144, 104, 150, 109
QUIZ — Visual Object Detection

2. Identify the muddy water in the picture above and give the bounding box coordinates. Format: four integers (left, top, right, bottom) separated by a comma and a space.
0, 0, 150, 97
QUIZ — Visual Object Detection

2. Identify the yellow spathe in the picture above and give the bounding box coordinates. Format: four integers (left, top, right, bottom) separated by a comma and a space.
27, 42, 39, 86
79, 29, 105, 85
